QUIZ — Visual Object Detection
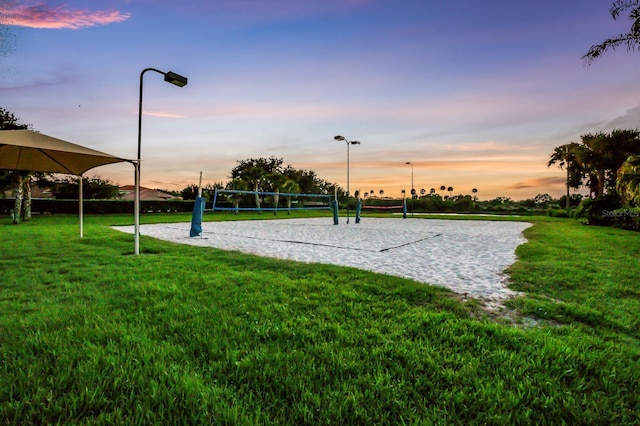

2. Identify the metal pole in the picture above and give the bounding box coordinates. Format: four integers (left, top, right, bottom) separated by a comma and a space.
135, 70, 147, 256
346, 141, 350, 224
79, 175, 83, 238
565, 145, 570, 214
134, 161, 140, 255
411, 164, 414, 197
411, 163, 414, 216
135, 67, 186, 255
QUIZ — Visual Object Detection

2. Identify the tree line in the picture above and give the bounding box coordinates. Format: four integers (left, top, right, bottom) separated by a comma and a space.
548, 129, 640, 225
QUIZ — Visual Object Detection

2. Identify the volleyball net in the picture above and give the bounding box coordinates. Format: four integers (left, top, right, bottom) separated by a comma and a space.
361, 204, 405, 210
356, 199, 408, 220
211, 189, 334, 214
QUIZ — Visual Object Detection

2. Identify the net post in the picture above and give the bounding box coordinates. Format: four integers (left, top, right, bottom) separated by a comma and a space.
212, 189, 218, 212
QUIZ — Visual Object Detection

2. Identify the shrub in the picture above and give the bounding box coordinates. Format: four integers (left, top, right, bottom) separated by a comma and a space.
547, 208, 570, 218
575, 193, 622, 226
608, 207, 640, 231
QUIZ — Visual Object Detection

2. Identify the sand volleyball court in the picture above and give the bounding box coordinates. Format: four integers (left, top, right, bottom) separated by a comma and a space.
113, 218, 531, 303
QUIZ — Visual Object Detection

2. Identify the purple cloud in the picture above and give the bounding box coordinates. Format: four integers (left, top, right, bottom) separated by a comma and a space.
0, 2, 130, 29
505, 176, 565, 190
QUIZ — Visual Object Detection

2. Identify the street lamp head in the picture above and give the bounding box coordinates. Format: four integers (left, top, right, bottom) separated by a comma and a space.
350, 140, 361, 145
406, 161, 412, 165
334, 135, 346, 141
164, 71, 188, 87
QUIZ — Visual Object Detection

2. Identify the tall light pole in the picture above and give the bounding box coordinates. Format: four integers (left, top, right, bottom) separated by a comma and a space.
135, 68, 188, 255
334, 135, 360, 224
406, 161, 414, 216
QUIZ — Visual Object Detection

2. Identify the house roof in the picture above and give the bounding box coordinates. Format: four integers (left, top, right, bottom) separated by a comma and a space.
119, 186, 177, 201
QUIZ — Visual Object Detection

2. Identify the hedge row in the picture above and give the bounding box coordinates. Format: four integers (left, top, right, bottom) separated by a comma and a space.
0, 199, 203, 215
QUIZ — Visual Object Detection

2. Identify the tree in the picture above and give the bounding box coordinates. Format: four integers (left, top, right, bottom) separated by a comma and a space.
281, 164, 340, 196
225, 178, 248, 214
0, 108, 29, 130
181, 185, 199, 201
230, 157, 283, 181
265, 172, 289, 214
447, 186, 454, 198
472, 188, 478, 200
583, 1, 640, 64
1, 107, 33, 224
280, 179, 301, 214
241, 166, 266, 210
439, 185, 446, 195
420, 188, 426, 197
548, 142, 583, 210
534, 193, 553, 208
379, 189, 384, 197
549, 131, 640, 199
429, 188, 436, 196
617, 155, 640, 205
52, 175, 120, 199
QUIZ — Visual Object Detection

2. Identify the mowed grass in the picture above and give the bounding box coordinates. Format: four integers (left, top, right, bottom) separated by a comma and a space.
1, 213, 638, 424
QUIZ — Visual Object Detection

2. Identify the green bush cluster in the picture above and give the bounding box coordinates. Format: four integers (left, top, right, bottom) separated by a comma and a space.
0, 199, 195, 215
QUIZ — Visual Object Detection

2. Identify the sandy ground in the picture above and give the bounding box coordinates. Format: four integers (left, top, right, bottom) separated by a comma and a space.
113, 217, 531, 304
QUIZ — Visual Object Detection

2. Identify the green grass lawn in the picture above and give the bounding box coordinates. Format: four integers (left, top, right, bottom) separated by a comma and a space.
1, 213, 638, 424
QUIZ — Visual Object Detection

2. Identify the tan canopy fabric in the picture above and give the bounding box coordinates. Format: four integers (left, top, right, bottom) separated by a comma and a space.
0, 129, 129, 174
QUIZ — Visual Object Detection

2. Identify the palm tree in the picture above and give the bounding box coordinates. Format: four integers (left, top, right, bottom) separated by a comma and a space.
548, 142, 582, 210
280, 179, 301, 214
225, 178, 248, 214
549, 132, 640, 200
472, 188, 478, 200
379, 189, 384, 197
265, 172, 289, 215
439, 185, 446, 195
242, 166, 265, 211
447, 186, 454, 198
617, 155, 640, 206
583, 2, 640, 64
420, 188, 426, 197
430, 188, 436, 196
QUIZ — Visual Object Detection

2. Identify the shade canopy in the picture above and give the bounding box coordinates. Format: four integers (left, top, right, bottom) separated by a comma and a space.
1, 129, 135, 241
0, 129, 130, 175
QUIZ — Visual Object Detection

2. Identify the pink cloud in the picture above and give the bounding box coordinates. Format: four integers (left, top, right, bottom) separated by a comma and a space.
141, 111, 187, 119
0, 2, 130, 29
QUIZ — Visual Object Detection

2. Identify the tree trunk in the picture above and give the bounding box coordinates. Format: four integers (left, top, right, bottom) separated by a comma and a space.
273, 191, 279, 216
13, 174, 23, 224
597, 170, 606, 198
253, 182, 261, 211
22, 176, 32, 221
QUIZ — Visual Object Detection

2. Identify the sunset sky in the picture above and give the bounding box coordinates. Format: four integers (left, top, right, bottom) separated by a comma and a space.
2, 0, 639, 200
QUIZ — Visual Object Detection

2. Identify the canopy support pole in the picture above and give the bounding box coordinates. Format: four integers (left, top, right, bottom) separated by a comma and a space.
79, 175, 83, 238
134, 160, 140, 255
